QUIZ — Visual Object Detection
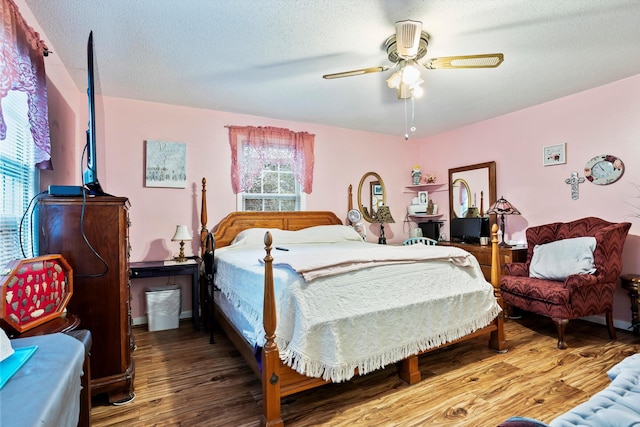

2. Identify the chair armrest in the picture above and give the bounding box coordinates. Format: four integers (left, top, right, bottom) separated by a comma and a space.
593, 222, 631, 282
504, 262, 529, 277
564, 273, 598, 291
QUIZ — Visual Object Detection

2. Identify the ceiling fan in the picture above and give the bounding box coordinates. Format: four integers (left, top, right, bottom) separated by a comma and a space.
322, 20, 504, 99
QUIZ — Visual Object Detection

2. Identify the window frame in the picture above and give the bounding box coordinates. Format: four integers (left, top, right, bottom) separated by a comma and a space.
0, 90, 40, 266
235, 142, 306, 212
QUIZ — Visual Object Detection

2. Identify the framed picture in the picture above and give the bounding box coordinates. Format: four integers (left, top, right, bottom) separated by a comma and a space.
417, 191, 429, 205
145, 140, 187, 188
543, 143, 566, 166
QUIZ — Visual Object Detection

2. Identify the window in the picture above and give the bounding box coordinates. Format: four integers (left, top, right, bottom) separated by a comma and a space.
0, 90, 39, 266
240, 161, 304, 211
228, 126, 314, 212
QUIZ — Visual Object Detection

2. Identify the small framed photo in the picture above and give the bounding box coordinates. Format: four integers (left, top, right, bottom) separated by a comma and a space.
417, 191, 429, 205
543, 143, 566, 166
372, 184, 383, 195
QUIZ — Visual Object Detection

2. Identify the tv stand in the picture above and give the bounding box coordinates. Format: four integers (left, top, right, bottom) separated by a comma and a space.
38, 195, 134, 402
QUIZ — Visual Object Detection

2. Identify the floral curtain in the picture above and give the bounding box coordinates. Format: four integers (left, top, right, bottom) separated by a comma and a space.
228, 125, 315, 194
0, 0, 52, 169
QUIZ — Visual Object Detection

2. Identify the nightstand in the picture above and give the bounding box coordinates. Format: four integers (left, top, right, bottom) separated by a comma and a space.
438, 241, 527, 281
620, 274, 640, 336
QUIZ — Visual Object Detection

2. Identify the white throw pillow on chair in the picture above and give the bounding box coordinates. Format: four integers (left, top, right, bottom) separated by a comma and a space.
529, 236, 597, 281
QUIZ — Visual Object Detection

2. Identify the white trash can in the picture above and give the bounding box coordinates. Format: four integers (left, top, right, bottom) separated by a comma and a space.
146, 285, 181, 331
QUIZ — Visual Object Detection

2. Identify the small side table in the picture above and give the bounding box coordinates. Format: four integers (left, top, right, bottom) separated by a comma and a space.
130, 259, 201, 331
620, 274, 640, 336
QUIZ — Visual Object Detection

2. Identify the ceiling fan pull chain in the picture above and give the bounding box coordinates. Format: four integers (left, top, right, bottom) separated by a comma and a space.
410, 95, 416, 133
404, 97, 409, 140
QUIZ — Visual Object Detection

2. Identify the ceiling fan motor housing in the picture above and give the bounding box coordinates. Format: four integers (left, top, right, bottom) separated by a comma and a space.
386, 22, 429, 63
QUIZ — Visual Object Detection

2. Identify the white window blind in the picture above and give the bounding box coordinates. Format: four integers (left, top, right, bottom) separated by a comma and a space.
0, 90, 38, 266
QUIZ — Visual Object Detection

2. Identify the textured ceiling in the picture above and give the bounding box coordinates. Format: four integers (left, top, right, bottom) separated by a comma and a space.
24, 0, 640, 139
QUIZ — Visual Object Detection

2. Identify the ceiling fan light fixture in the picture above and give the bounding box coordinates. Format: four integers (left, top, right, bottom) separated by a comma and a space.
386, 71, 401, 89
397, 83, 413, 99
401, 62, 421, 85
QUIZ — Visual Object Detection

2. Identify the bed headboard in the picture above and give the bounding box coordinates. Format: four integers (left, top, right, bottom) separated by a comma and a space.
200, 178, 343, 249
213, 211, 343, 248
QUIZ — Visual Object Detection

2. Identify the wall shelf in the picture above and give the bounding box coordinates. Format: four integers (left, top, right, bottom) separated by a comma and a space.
403, 183, 447, 193
408, 214, 444, 220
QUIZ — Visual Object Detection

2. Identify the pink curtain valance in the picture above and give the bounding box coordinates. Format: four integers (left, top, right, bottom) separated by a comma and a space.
0, 0, 52, 169
228, 125, 315, 194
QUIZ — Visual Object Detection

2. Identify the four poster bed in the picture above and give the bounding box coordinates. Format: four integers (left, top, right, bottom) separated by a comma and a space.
199, 178, 506, 427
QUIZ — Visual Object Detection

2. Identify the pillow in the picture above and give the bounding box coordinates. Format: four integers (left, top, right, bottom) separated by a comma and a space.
529, 236, 596, 281
230, 225, 364, 247
497, 417, 549, 427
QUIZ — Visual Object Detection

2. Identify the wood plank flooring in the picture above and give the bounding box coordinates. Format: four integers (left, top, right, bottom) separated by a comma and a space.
91, 315, 639, 426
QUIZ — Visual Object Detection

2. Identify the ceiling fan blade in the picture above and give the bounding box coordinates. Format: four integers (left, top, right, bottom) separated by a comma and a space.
424, 54, 504, 69
322, 66, 390, 79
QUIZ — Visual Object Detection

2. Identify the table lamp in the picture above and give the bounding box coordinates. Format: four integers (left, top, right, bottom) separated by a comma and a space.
486, 196, 521, 247
172, 225, 192, 262
373, 206, 395, 245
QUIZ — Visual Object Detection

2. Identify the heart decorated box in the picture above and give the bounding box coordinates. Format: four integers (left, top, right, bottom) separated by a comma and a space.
0, 254, 73, 333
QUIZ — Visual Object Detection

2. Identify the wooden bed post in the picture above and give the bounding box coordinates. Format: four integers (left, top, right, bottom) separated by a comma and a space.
200, 178, 208, 256
489, 223, 507, 352
261, 232, 283, 427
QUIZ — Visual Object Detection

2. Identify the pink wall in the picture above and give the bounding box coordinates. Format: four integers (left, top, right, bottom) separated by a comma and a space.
420, 74, 640, 327
99, 97, 420, 262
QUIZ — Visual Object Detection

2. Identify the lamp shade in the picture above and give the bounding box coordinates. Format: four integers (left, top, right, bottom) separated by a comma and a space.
373, 206, 396, 224
172, 225, 192, 242
486, 196, 521, 216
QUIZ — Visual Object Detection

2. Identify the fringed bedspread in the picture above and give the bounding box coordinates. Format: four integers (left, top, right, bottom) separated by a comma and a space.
215, 227, 501, 383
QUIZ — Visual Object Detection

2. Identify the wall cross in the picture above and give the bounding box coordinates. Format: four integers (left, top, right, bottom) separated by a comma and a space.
565, 171, 585, 200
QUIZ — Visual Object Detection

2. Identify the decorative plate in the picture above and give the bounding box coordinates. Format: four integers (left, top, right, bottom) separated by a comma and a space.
584, 154, 624, 185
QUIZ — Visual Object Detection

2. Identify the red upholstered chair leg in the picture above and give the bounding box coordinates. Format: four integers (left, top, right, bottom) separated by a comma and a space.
606, 311, 617, 340
554, 318, 569, 350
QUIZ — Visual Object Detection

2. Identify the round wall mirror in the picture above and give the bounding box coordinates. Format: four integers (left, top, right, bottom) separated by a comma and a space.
357, 172, 386, 223
451, 178, 471, 218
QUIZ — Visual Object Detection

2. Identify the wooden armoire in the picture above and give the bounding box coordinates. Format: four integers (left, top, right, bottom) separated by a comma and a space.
38, 195, 135, 403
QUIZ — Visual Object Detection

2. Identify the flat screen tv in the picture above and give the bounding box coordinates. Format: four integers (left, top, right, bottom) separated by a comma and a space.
83, 31, 106, 196
450, 217, 489, 244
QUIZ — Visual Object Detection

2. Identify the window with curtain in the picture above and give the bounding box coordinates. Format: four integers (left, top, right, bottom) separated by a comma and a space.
228, 126, 314, 211
0, 90, 38, 265
0, 0, 51, 265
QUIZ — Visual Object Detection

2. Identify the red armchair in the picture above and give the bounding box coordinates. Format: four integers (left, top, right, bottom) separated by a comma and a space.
500, 217, 631, 349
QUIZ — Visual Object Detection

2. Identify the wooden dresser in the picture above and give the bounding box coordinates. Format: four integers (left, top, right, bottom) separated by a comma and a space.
439, 241, 527, 281
38, 195, 135, 403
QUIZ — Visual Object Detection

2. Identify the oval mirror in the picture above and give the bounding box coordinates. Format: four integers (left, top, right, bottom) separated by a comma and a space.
357, 172, 386, 223
451, 178, 471, 218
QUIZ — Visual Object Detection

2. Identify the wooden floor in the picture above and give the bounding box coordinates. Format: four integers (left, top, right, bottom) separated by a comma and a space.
91, 315, 639, 426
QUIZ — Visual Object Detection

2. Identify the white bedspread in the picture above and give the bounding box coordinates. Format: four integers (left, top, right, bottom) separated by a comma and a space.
215, 238, 501, 383
263, 243, 474, 280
